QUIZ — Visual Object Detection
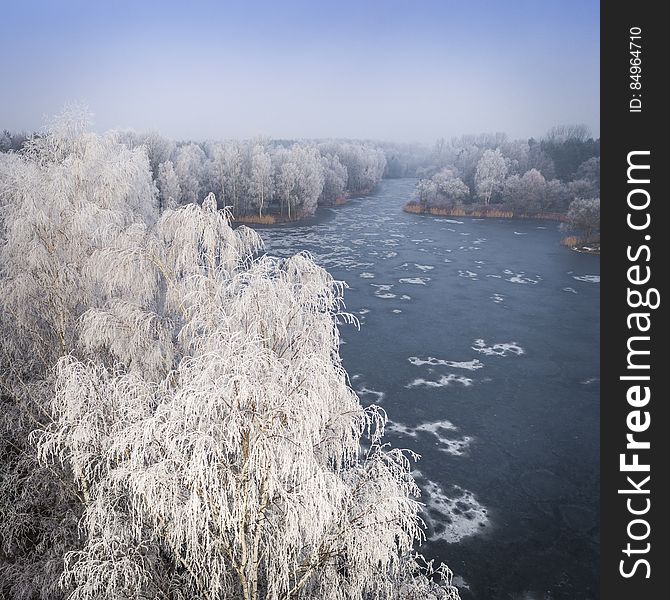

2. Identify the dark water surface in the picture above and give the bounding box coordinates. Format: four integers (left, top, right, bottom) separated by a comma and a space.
258, 179, 600, 600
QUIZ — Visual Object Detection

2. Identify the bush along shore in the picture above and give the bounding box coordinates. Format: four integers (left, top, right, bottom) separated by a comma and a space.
560, 235, 601, 254
403, 201, 567, 222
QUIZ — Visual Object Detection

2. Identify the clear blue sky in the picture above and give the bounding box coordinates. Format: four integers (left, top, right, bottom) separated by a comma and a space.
1, 0, 599, 142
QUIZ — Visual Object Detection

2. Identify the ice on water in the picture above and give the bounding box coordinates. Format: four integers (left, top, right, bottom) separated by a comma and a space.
408, 356, 484, 371
472, 339, 525, 357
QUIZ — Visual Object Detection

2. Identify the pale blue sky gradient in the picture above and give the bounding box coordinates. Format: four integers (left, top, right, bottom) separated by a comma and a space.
1, 0, 600, 142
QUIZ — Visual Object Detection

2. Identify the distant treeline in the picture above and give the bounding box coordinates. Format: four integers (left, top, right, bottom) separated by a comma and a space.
2, 125, 599, 234
403, 126, 600, 243
1, 129, 386, 222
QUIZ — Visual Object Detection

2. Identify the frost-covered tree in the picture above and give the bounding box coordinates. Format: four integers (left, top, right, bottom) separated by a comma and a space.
450, 143, 481, 190
414, 169, 469, 210
499, 139, 530, 176
568, 170, 600, 203
0, 106, 159, 598
1, 113, 460, 600
319, 153, 348, 206
273, 146, 323, 219
249, 144, 274, 218
221, 143, 246, 215
543, 178, 570, 211
0, 129, 12, 152
157, 159, 180, 210
36, 197, 458, 600
501, 168, 547, 212
174, 143, 207, 205
432, 169, 470, 206
118, 130, 176, 179
291, 146, 324, 217
276, 158, 298, 219
562, 197, 600, 241
321, 143, 385, 195
575, 156, 600, 187
474, 148, 507, 205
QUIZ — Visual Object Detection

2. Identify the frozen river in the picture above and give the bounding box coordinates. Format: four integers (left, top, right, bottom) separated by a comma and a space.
258, 178, 600, 600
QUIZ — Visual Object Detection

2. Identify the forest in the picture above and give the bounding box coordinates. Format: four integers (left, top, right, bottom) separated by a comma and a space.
1, 125, 600, 243
405, 127, 600, 246
1, 127, 387, 224
0, 109, 461, 600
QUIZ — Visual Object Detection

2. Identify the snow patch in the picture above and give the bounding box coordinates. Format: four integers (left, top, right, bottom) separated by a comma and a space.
435, 218, 464, 224
417, 477, 490, 543
386, 420, 472, 457
370, 283, 397, 299
406, 374, 473, 388
408, 357, 484, 371
503, 269, 541, 285
472, 339, 524, 357
356, 386, 385, 402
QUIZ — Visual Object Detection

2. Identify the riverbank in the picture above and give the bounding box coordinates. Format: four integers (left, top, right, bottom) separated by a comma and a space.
404, 201, 602, 254
233, 188, 376, 225
232, 212, 303, 225
561, 235, 601, 254
403, 201, 567, 222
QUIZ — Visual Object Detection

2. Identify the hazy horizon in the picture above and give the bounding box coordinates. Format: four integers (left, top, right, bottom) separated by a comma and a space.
1, 0, 600, 143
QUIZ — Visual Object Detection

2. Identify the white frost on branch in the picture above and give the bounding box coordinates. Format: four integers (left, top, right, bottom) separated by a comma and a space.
2, 110, 460, 600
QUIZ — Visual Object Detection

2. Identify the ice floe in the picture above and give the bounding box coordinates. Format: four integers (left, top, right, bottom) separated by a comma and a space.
472, 339, 525, 356
370, 283, 397, 299
386, 420, 472, 457
356, 386, 385, 402
414, 264, 435, 271
408, 357, 484, 371
572, 275, 600, 283
415, 476, 490, 543
503, 269, 541, 285
406, 374, 474, 388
